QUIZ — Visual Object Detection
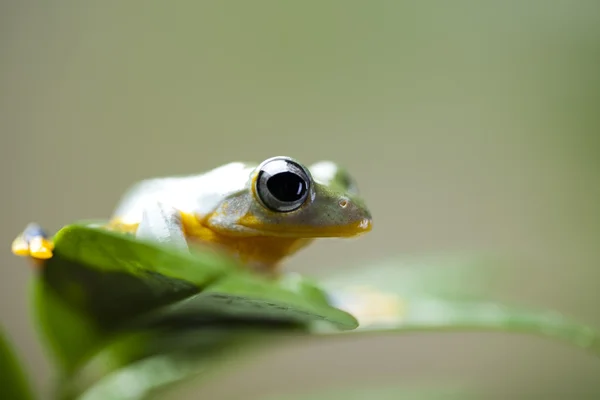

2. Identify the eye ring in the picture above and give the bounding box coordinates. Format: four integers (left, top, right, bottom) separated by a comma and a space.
255, 157, 311, 213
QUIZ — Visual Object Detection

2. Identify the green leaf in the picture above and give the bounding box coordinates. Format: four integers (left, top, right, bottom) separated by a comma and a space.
32, 224, 356, 379
320, 254, 506, 300
31, 277, 104, 375
70, 256, 600, 400
32, 222, 235, 375
78, 348, 471, 400
43, 224, 356, 329
42, 224, 354, 330
52, 223, 237, 285
62, 328, 285, 400
31, 225, 600, 399
316, 256, 600, 355
42, 224, 236, 331
141, 272, 357, 330
0, 328, 35, 400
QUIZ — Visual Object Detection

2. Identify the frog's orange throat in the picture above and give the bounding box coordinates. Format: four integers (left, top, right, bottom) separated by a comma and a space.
106, 213, 312, 272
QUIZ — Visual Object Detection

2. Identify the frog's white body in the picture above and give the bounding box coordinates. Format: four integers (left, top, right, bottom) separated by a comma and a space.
114, 162, 255, 225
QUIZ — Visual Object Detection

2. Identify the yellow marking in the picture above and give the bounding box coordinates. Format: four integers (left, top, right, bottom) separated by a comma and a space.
11, 236, 30, 257
104, 218, 140, 234
249, 172, 259, 200
29, 237, 54, 259
180, 211, 313, 270
109, 211, 318, 271
341, 285, 407, 328
237, 213, 372, 238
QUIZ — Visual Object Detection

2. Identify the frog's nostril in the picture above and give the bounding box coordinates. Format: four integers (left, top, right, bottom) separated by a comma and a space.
339, 199, 349, 208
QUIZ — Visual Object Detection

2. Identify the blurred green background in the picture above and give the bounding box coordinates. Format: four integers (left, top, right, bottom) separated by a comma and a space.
1, 1, 599, 399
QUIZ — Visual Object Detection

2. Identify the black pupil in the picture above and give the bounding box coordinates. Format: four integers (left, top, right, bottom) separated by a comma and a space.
266, 172, 306, 202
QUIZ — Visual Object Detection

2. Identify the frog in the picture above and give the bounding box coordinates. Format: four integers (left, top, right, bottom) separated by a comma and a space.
11, 156, 372, 274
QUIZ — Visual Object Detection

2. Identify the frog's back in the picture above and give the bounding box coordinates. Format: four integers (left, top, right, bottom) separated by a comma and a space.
112, 162, 256, 224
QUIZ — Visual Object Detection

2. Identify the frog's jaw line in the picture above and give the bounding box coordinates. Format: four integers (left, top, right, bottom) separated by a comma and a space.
239, 217, 373, 238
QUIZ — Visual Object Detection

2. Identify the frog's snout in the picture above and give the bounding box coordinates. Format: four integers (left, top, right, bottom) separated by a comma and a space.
331, 195, 372, 237
358, 216, 373, 232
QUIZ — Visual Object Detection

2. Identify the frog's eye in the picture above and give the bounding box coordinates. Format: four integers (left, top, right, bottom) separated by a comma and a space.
256, 157, 311, 212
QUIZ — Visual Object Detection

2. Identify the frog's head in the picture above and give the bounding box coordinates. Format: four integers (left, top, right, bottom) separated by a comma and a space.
207, 156, 372, 238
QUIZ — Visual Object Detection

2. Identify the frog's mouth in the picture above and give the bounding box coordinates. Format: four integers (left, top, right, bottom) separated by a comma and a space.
237, 215, 373, 238
296, 217, 373, 238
